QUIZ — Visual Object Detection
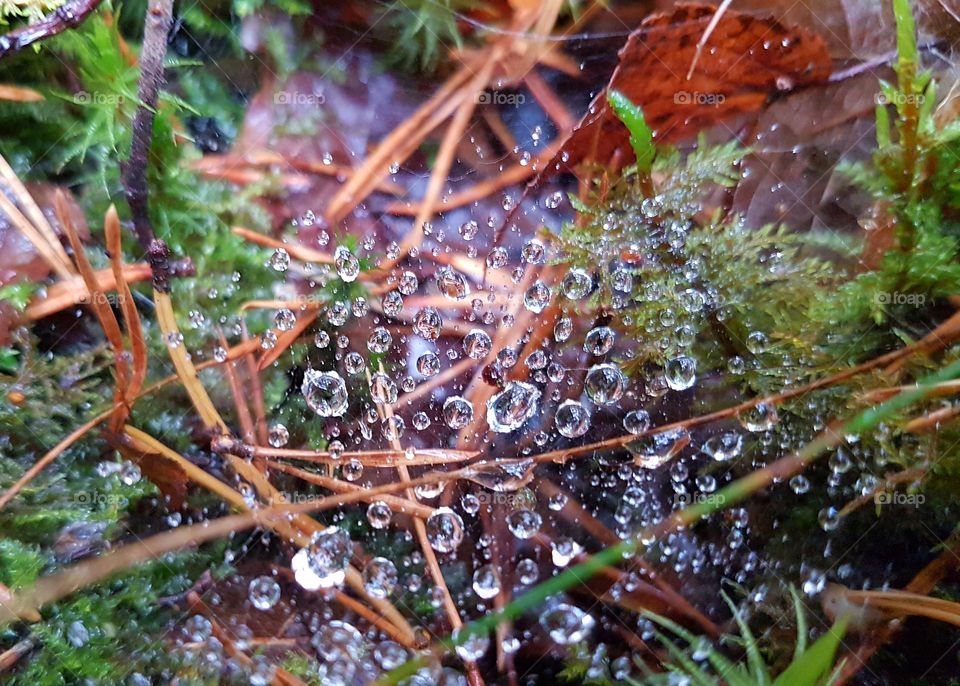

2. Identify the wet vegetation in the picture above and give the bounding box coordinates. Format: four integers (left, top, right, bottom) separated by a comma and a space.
3, 0, 960, 684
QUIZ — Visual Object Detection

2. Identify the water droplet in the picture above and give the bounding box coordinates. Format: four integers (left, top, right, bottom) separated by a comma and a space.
443, 396, 474, 429
363, 557, 398, 598
416, 351, 441, 377
486, 247, 508, 270
367, 500, 393, 529
459, 220, 479, 240
522, 239, 546, 264
268, 423, 289, 447
291, 527, 352, 590
426, 507, 464, 552
555, 399, 590, 438
562, 268, 592, 300
517, 558, 539, 584
436, 266, 470, 300
413, 308, 442, 340
584, 363, 626, 405
486, 381, 540, 433
665, 355, 697, 391
702, 432, 743, 462
507, 508, 542, 539
738, 401, 779, 432
302, 370, 348, 417
370, 372, 398, 404
524, 281, 552, 313
334, 246, 360, 282
453, 629, 490, 661
269, 248, 290, 272
472, 564, 502, 599
463, 329, 492, 359
583, 326, 615, 356
540, 604, 595, 644
623, 409, 651, 434
248, 575, 281, 610
367, 327, 392, 353
550, 537, 582, 567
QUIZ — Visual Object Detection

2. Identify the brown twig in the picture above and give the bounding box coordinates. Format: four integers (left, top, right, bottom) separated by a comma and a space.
0, 0, 103, 60
121, 0, 173, 253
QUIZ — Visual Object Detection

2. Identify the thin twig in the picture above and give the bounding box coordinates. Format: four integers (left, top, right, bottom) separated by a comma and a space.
0, 0, 103, 59
121, 0, 173, 253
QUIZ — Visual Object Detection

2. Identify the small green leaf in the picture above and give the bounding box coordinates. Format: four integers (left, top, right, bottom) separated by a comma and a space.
875, 103, 891, 149
773, 615, 850, 686
607, 89, 655, 173
893, 0, 918, 80
0, 282, 37, 311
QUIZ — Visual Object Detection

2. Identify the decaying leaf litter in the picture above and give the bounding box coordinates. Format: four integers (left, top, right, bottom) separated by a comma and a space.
4, 0, 960, 684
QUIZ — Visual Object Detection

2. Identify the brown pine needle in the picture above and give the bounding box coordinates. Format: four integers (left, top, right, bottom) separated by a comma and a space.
104, 205, 147, 403
368, 364, 479, 679
153, 288, 417, 644
241, 322, 269, 445
232, 226, 335, 265
905, 404, 960, 432
323, 64, 477, 226
219, 329, 257, 442
57, 192, 131, 432
0, 153, 73, 276
385, 58, 497, 271
268, 461, 436, 519
23, 262, 152, 321
184, 593, 311, 686
0, 510, 261, 626
258, 310, 319, 370
245, 443, 478, 467
686, 0, 733, 80
528, 318, 960, 467
0, 85, 43, 102
0, 412, 108, 511
154, 289, 228, 431
0, 189, 74, 280
523, 70, 575, 132
122, 426, 248, 509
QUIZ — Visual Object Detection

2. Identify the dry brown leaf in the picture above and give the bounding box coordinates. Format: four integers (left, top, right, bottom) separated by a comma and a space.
545, 3, 833, 174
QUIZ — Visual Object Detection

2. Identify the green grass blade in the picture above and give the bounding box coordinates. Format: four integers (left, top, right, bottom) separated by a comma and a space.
607, 89, 655, 174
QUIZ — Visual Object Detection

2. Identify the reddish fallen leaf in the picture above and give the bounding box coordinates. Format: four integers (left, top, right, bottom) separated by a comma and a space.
545, 3, 833, 175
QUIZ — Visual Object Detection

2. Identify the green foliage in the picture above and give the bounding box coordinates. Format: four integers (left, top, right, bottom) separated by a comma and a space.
0, 282, 38, 311
0, 0, 62, 22
378, 0, 472, 71
639, 590, 848, 686
0, 539, 44, 587
5, 546, 227, 686
557, 137, 839, 380
0, 9, 273, 323
831, 0, 960, 327
0, 341, 111, 453
608, 89, 654, 174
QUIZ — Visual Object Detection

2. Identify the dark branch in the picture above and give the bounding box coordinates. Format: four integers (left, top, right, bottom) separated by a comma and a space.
0, 0, 103, 60
121, 0, 173, 259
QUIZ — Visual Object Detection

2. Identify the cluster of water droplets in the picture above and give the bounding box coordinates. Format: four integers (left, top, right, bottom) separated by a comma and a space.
173, 146, 831, 683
